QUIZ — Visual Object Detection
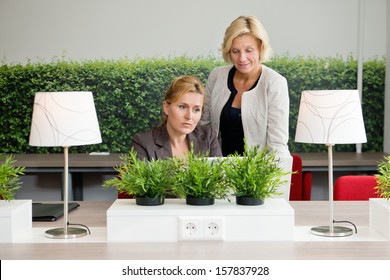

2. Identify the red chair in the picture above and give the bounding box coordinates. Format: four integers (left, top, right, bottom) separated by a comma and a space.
289, 153, 312, 201
334, 175, 380, 200
118, 192, 133, 199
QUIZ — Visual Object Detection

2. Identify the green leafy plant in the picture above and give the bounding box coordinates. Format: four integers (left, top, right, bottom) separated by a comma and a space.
171, 149, 230, 200
0, 55, 385, 154
103, 148, 175, 199
0, 154, 25, 201
375, 155, 390, 200
223, 144, 290, 200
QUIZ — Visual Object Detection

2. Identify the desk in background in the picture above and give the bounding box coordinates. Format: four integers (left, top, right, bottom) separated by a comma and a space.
11, 153, 121, 200
7, 152, 388, 201
299, 152, 387, 172
13, 151, 386, 171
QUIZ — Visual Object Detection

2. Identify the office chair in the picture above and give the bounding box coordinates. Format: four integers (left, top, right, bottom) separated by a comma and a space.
334, 175, 380, 200
118, 192, 133, 199
289, 153, 312, 200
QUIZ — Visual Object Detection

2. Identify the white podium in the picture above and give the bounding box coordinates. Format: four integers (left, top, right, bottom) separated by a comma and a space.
107, 198, 294, 242
0, 200, 32, 243
369, 198, 390, 240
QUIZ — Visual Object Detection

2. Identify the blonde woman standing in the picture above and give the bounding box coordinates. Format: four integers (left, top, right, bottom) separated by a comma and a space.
201, 15, 290, 158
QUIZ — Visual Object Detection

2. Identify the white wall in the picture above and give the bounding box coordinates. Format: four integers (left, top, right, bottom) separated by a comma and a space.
0, 0, 386, 65
1, 0, 388, 201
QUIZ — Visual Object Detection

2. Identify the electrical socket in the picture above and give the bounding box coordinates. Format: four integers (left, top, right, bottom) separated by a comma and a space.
178, 218, 203, 240
178, 217, 224, 240
204, 218, 224, 240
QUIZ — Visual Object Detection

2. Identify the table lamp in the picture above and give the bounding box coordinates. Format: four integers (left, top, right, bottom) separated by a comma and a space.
29, 91, 102, 239
295, 90, 366, 237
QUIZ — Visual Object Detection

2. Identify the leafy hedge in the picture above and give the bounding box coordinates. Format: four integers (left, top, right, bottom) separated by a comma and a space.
272, 55, 386, 152
0, 55, 385, 154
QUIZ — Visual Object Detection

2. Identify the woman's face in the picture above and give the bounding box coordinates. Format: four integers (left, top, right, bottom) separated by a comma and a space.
229, 34, 261, 74
163, 92, 204, 137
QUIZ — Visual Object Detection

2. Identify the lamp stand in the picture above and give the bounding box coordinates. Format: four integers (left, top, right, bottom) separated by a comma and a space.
45, 146, 87, 239
310, 144, 353, 237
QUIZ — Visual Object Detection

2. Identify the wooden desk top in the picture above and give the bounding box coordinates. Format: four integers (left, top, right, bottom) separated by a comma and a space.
298, 152, 387, 168
2, 200, 390, 260
10, 153, 122, 168
6, 152, 388, 169
31, 200, 372, 228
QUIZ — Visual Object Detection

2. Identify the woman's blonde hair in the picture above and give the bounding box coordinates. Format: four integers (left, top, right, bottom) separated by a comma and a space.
221, 15, 273, 64
162, 75, 205, 123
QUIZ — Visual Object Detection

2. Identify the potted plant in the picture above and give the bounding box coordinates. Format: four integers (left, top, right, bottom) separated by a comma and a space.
375, 155, 390, 199
103, 148, 175, 206
171, 149, 230, 205
0, 154, 25, 201
223, 144, 290, 206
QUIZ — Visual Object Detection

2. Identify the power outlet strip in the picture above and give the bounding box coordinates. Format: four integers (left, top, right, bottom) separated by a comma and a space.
178, 216, 224, 240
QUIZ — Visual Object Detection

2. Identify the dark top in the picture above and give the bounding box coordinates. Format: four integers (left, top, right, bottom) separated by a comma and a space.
219, 67, 260, 156
131, 123, 222, 160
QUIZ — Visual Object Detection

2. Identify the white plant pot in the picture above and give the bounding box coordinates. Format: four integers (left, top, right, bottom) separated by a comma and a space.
369, 198, 390, 240
0, 199, 32, 243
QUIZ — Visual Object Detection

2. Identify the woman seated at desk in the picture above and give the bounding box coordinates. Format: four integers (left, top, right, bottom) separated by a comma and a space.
131, 75, 222, 160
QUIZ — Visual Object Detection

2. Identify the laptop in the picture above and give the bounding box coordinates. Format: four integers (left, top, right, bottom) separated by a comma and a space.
32, 202, 80, 221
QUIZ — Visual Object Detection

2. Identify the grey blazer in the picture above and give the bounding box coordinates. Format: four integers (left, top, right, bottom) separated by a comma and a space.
201, 65, 290, 158
130, 124, 222, 160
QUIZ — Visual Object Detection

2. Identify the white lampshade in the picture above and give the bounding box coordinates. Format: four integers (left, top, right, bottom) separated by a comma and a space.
29, 91, 102, 147
295, 90, 367, 145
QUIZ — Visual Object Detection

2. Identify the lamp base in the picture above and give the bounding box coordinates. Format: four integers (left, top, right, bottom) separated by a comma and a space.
311, 225, 353, 237
45, 227, 88, 239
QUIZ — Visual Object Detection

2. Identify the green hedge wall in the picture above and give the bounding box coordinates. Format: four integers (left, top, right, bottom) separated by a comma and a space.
0, 55, 385, 154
